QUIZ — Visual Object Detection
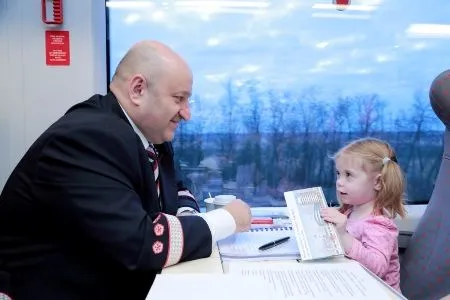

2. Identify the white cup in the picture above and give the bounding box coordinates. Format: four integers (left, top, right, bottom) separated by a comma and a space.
204, 197, 215, 212
213, 194, 236, 208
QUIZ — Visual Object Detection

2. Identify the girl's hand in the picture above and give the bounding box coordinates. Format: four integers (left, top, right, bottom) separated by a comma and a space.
320, 207, 348, 234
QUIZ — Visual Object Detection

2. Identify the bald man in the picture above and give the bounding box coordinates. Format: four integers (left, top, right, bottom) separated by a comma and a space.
0, 41, 252, 300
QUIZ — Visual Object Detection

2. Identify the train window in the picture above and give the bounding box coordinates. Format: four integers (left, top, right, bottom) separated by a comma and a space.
107, 0, 450, 206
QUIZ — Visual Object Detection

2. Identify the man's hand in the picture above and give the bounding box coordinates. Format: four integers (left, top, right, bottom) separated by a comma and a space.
320, 207, 348, 234
223, 199, 252, 232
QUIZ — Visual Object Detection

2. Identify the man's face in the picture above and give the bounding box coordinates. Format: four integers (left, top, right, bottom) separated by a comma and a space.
136, 64, 192, 144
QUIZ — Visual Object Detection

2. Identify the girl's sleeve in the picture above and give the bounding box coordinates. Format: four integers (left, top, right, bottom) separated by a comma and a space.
346, 216, 398, 277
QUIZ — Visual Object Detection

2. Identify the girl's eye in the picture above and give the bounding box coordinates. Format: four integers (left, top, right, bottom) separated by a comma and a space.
345, 171, 351, 177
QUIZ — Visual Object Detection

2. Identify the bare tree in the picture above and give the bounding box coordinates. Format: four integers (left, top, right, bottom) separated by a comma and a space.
404, 90, 435, 173
217, 80, 239, 181
239, 80, 263, 189
333, 96, 354, 134
296, 87, 321, 185
266, 90, 287, 187
188, 94, 205, 166
308, 101, 331, 185
354, 93, 385, 136
173, 93, 205, 167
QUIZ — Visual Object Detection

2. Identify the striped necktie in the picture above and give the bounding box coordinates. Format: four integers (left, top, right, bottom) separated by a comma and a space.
146, 145, 161, 209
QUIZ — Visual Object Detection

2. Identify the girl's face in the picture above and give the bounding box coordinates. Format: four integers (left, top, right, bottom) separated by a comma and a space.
335, 154, 381, 207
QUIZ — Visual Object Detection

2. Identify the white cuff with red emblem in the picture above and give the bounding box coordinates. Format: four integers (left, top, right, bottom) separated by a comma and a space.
161, 214, 184, 267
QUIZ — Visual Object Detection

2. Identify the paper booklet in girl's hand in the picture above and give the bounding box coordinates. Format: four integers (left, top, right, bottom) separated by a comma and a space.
284, 186, 344, 260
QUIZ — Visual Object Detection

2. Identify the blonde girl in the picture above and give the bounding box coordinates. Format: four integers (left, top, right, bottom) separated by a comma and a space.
320, 137, 406, 292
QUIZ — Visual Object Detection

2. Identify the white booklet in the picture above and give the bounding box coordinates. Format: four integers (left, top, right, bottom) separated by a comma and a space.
284, 187, 344, 260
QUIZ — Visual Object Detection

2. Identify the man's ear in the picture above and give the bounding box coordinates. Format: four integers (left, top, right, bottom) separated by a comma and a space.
129, 74, 146, 105
374, 173, 382, 191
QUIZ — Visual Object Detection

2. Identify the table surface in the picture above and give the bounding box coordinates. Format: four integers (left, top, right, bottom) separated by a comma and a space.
162, 207, 407, 299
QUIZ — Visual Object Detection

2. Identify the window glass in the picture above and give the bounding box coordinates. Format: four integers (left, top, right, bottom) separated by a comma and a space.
107, 0, 449, 206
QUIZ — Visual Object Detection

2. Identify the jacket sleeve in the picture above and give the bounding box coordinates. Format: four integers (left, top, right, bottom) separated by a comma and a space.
0, 268, 12, 300
346, 216, 398, 277
33, 123, 212, 271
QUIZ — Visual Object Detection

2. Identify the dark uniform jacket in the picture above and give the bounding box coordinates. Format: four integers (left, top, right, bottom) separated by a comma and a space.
0, 93, 211, 300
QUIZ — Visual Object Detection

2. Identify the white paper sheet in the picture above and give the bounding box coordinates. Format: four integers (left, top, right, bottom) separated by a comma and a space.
147, 273, 272, 300
228, 260, 392, 300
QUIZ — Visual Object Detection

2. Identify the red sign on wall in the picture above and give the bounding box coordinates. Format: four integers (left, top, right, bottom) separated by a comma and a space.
45, 30, 70, 66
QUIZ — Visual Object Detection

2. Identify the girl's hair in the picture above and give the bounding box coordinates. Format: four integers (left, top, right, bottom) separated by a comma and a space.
334, 137, 406, 218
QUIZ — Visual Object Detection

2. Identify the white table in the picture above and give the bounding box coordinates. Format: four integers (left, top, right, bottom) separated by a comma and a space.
163, 207, 407, 299
163, 243, 405, 299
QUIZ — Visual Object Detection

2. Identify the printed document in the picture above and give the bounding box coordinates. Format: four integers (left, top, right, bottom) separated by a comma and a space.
228, 260, 391, 300
284, 187, 344, 260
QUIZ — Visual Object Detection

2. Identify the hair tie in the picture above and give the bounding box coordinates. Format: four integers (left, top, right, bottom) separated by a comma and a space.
382, 157, 391, 165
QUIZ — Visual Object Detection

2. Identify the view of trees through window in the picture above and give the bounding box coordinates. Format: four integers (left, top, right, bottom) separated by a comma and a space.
108, 0, 450, 207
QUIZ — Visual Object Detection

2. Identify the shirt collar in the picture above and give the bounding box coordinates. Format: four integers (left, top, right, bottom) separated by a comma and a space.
118, 103, 150, 149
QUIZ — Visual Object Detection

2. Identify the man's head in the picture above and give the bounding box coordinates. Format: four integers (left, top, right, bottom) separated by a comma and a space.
110, 40, 192, 144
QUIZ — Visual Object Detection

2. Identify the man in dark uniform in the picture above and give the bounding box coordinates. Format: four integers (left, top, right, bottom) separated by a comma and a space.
0, 40, 252, 300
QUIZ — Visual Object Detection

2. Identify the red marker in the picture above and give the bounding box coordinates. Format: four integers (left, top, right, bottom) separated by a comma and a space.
251, 217, 274, 225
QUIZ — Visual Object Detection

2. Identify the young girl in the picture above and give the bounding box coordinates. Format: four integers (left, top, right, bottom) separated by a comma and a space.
320, 137, 406, 292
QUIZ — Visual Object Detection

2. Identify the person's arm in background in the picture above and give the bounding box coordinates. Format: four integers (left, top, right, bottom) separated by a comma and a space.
176, 183, 200, 215
158, 142, 248, 248
162, 142, 201, 215
175, 177, 242, 246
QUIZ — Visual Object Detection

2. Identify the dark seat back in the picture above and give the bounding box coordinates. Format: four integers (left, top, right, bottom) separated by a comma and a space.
400, 69, 450, 299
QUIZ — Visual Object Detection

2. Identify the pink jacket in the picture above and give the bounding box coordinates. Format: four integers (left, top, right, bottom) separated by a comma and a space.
345, 213, 401, 292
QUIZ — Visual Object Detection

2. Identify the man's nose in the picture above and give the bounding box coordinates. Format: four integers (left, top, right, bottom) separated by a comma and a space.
179, 106, 191, 121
